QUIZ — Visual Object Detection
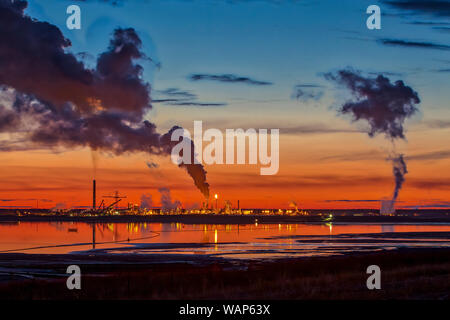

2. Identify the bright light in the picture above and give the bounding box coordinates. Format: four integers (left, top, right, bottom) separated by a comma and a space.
214, 193, 218, 199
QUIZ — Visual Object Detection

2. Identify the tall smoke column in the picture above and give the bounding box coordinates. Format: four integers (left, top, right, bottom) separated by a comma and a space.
325, 69, 420, 209
391, 154, 407, 203
160, 126, 210, 199
93, 179, 96, 210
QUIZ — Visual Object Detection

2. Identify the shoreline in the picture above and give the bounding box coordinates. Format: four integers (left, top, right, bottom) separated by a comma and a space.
1, 214, 450, 224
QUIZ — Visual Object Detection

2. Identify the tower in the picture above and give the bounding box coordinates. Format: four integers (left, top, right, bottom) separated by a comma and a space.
92, 179, 96, 210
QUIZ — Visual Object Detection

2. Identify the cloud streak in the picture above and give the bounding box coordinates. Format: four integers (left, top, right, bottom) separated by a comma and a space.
291, 84, 324, 102
189, 74, 272, 86
382, 0, 450, 17
152, 87, 227, 107
378, 38, 450, 51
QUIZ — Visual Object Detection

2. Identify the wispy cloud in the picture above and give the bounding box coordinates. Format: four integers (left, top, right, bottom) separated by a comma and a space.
282, 124, 361, 135
73, 0, 126, 6
320, 150, 385, 162
165, 102, 226, 106
320, 149, 450, 163
407, 21, 450, 26
378, 38, 450, 50
291, 84, 324, 102
156, 88, 197, 100
382, 0, 450, 17
424, 119, 450, 128
152, 87, 227, 107
432, 26, 450, 32
0, 198, 53, 202
189, 74, 273, 86
322, 199, 381, 203
407, 150, 450, 161
403, 201, 450, 209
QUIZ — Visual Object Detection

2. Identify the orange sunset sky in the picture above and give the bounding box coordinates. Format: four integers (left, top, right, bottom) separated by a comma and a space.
0, 0, 449, 210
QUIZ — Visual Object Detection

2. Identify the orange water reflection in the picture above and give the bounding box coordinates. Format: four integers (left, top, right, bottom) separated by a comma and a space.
1, 222, 450, 255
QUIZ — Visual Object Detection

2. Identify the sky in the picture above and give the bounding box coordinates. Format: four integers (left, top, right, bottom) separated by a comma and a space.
0, 0, 449, 210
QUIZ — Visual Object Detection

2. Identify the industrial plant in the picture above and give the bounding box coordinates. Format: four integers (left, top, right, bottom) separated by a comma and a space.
3, 179, 448, 220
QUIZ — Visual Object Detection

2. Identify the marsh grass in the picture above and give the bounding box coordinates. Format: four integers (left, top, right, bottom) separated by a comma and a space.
1, 249, 449, 300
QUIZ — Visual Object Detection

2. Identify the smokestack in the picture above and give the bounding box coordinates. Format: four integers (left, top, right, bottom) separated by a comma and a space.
92, 179, 96, 210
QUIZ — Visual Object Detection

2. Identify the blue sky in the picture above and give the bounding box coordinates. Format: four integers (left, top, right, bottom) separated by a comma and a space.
26, 0, 449, 128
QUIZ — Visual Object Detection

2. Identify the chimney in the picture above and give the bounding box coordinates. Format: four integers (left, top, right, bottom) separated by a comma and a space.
92, 179, 96, 210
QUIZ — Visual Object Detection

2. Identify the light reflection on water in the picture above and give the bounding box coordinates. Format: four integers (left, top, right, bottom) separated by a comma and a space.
0, 222, 450, 259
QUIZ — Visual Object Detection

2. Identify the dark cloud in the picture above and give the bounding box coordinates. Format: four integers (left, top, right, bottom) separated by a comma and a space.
325, 69, 420, 140
0, 105, 21, 132
189, 74, 272, 86
291, 84, 324, 102
378, 39, 450, 51
0, 0, 210, 198
0, 1, 152, 116
382, 0, 450, 17
6, 94, 211, 198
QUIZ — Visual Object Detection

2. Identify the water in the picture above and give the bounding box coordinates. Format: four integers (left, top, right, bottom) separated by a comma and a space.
1, 222, 450, 260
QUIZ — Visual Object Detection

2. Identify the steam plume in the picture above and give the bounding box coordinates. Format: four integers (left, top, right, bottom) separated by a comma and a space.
326, 69, 420, 208
158, 187, 181, 210
140, 193, 153, 209
391, 154, 408, 202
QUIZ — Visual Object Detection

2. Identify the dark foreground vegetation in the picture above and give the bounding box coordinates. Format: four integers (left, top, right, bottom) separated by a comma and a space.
0, 248, 449, 300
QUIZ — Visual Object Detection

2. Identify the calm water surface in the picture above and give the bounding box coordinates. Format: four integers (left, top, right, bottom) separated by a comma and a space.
1, 222, 450, 259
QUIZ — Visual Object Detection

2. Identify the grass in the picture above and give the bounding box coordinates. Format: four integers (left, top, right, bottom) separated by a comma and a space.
0, 248, 449, 300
